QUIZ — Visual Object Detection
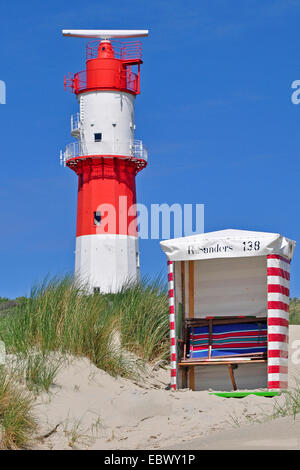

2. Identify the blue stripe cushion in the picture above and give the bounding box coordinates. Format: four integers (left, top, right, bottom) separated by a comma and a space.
189, 322, 267, 359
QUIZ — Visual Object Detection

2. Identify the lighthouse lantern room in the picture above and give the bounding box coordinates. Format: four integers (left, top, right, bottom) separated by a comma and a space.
61, 29, 149, 293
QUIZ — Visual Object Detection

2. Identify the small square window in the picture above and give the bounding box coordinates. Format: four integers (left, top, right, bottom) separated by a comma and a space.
94, 211, 101, 226
94, 133, 102, 142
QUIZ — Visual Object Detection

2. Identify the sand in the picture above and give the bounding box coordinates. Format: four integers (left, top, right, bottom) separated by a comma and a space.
32, 325, 300, 450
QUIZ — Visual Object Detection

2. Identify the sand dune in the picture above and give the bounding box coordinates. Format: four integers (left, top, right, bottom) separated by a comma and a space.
169, 414, 300, 450
33, 325, 300, 450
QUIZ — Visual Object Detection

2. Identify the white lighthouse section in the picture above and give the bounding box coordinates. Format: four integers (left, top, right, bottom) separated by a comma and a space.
75, 235, 140, 293
77, 91, 135, 157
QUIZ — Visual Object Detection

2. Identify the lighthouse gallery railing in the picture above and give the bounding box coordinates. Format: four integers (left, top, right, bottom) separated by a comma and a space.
60, 139, 148, 166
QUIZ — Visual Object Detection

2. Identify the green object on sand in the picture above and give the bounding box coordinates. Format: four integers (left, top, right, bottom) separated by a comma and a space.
176, 303, 183, 339
209, 391, 280, 398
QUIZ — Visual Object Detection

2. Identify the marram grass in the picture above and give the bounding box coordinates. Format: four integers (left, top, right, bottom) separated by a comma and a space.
0, 367, 36, 449
290, 298, 300, 325
11, 352, 64, 393
271, 380, 300, 419
0, 275, 170, 377
105, 277, 170, 362
0, 275, 169, 448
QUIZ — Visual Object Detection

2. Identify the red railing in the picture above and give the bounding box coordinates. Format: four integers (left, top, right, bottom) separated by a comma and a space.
65, 68, 139, 94
86, 40, 142, 62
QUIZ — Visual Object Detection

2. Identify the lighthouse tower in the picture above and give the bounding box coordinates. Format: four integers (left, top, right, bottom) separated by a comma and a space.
61, 29, 149, 293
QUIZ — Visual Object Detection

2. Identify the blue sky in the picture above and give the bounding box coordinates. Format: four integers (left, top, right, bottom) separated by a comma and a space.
0, 0, 299, 298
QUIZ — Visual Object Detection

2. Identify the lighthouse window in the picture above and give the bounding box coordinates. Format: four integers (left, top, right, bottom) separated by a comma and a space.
94, 133, 102, 142
94, 211, 101, 226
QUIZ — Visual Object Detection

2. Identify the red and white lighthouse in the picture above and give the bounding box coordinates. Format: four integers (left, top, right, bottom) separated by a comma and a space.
61, 29, 148, 293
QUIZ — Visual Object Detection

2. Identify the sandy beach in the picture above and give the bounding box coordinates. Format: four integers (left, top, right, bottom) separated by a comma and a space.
28, 326, 300, 450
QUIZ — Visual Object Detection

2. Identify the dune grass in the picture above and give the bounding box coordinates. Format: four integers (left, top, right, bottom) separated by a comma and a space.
0, 277, 132, 378
103, 277, 169, 362
0, 274, 169, 449
290, 298, 300, 325
0, 367, 36, 449
0, 275, 170, 381
17, 353, 64, 393
271, 382, 300, 420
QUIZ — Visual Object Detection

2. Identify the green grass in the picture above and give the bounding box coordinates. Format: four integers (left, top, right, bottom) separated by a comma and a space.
0, 277, 131, 378
20, 353, 64, 393
0, 274, 170, 449
271, 381, 300, 420
0, 275, 169, 380
0, 367, 36, 449
103, 277, 169, 362
290, 298, 300, 325
0, 296, 25, 318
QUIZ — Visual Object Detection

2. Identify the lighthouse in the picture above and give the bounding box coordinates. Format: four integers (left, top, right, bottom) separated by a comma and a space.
61, 29, 149, 293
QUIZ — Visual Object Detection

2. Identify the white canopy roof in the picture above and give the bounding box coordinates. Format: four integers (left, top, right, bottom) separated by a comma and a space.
160, 229, 296, 262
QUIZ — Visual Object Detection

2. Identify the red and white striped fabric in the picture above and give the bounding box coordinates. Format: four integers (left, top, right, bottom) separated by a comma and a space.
168, 260, 176, 390
267, 254, 290, 390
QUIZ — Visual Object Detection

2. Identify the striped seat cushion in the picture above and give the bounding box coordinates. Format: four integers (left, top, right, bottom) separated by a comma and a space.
189, 325, 210, 358
189, 322, 267, 359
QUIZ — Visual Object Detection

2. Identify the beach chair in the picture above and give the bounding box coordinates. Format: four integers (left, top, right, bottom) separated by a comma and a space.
160, 229, 295, 391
